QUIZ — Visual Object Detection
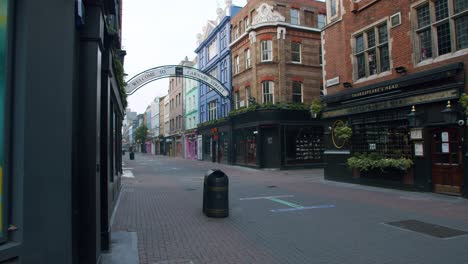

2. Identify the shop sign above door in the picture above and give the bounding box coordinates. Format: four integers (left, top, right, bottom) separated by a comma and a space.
323, 89, 459, 118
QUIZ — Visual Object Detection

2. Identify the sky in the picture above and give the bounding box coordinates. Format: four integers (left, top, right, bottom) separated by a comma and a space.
122, 0, 247, 114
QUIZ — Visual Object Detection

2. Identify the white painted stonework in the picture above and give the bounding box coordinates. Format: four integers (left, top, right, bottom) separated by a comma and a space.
277, 27, 286, 39
249, 31, 257, 43
252, 3, 285, 25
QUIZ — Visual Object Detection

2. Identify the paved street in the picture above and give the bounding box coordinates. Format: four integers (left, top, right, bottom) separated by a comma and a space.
112, 153, 468, 264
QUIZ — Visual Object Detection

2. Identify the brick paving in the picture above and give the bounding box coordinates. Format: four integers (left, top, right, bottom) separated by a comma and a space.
112, 153, 468, 264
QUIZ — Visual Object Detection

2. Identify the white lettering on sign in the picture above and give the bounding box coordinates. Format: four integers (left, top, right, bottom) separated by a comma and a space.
126, 66, 175, 94
326, 77, 340, 87
183, 68, 229, 97
126, 66, 230, 98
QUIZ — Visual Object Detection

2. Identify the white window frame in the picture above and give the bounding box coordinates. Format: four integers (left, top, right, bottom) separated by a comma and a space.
208, 100, 218, 121
330, 0, 337, 17
291, 8, 300, 25
262, 81, 274, 104
234, 91, 240, 109
244, 17, 249, 31
208, 40, 217, 61
413, 0, 468, 65
220, 29, 227, 50
261, 40, 273, 62
234, 56, 240, 74
353, 22, 390, 80
246, 87, 251, 106
245, 49, 251, 68
291, 42, 302, 63
223, 60, 228, 83
318, 13, 326, 29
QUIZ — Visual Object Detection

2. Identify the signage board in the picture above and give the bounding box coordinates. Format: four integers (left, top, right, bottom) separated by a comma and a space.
326, 77, 340, 87
126, 66, 176, 94
322, 89, 459, 118
410, 128, 423, 140
414, 142, 424, 157
183, 67, 229, 97
126, 66, 230, 98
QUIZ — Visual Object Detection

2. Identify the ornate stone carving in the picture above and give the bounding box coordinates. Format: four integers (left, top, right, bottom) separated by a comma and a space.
252, 3, 286, 25
249, 31, 257, 43
277, 27, 286, 39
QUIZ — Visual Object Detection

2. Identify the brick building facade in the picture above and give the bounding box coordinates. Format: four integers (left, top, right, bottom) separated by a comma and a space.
228, 0, 326, 169
168, 58, 194, 158
321, 0, 468, 197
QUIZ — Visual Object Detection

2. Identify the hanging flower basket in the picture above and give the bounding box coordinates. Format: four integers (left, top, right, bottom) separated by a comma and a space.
310, 99, 322, 118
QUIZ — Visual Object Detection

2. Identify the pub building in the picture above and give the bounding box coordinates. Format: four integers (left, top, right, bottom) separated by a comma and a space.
228, 0, 326, 169
321, 0, 468, 197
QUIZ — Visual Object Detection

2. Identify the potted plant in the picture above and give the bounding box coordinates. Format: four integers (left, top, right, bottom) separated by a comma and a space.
310, 99, 322, 118
459, 93, 468, 114
334, 122, 353, 140
347, 153, 413, 180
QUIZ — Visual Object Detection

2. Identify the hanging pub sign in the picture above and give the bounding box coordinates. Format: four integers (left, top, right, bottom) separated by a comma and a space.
0, 0, 8, 241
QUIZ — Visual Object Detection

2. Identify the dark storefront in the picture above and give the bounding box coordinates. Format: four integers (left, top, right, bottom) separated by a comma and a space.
165, 137, 173, 156
198, 123, 231, 164
322, 63, 468, 198
231, 108, 324, 169
234, 127, 258, 166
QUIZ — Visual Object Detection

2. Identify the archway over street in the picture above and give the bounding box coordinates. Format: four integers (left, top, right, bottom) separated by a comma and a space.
125, 65, 230, 98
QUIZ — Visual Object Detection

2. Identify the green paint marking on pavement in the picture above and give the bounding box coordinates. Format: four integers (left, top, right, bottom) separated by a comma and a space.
267, 198, 303, 209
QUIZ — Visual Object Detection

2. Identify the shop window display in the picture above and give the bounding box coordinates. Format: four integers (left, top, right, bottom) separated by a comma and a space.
285, 127, 323, 164
234, 129, 257, 165
352, 120, 411, 158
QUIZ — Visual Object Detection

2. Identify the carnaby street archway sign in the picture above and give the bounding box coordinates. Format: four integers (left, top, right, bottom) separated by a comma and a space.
125, 65, 230, 98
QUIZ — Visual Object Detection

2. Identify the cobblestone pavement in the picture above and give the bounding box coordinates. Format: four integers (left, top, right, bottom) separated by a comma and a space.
113, 153, 468, 264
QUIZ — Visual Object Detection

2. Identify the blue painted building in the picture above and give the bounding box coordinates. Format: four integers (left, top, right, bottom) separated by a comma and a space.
195, 3, 242, 163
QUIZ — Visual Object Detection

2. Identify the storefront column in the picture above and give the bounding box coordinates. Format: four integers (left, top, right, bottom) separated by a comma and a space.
412, 128, 432, 191
463, 124, 468, 197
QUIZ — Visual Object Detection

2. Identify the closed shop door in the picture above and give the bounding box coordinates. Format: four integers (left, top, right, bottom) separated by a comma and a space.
431, 128, 463, 195
261, 128, 280, 168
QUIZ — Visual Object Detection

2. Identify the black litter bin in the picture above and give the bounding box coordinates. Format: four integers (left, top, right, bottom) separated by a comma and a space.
203, 169, 229, 218
129, 152, 135, 160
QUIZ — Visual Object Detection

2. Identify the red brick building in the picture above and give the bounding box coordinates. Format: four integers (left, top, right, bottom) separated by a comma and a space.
229, 0, 326, 169
321, 0, 468, 197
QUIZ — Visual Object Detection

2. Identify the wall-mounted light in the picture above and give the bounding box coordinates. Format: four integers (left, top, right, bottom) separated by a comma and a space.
395, 66, 407, 75
441, 100, 459, 124
407, 105, 424, 127
343, 82, 352, 88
